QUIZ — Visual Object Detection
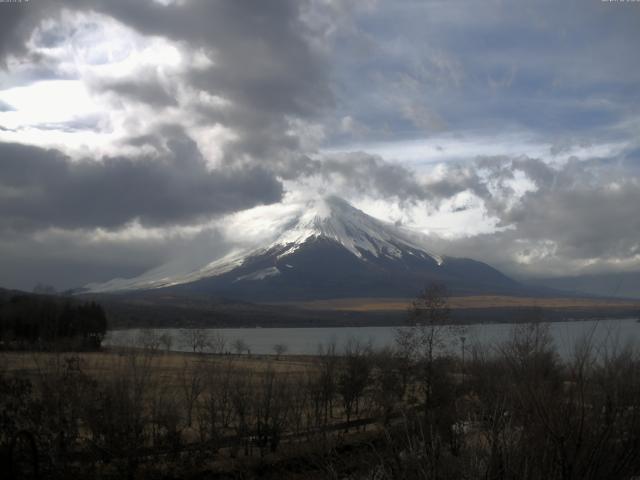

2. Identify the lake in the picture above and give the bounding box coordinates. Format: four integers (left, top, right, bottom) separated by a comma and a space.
104, 318, 640, 358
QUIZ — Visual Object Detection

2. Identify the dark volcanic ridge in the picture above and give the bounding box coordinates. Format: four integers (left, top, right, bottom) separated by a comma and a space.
84, 196, 554, 302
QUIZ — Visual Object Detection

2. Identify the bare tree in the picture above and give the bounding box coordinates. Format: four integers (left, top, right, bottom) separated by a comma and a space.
273, 343, 288, 360
316, 341, 339, 426
338, 339, 372, 429
397, 283, 462, 411
287, 373, 311, 436
230, 371, 252, 457
197, 359, 235, 448
371, 348, 404, 424
253, 368, 291, 455
182, 328, 210, 354
233, 338, 248, 356
158, 332, 173, 353
137, 329, 161, 352
148, 381, 182, 450
83, 349, 158, 478
209, 330, 226, 354
179, 358, 206, 428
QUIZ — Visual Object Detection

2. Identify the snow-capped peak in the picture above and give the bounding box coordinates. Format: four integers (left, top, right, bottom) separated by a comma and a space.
273, 195, 441, 262
84, 196, 442, 293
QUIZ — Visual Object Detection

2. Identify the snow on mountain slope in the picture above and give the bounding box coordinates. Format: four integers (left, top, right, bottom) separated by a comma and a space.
266, 196, 442, 263
85, 196, 442, 293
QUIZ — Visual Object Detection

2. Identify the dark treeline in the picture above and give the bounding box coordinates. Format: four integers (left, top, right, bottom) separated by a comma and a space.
0, 292, 107, 350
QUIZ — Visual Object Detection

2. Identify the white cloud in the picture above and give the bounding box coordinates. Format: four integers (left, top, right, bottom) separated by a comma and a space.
0, 80, 98, 126
0, 10, 235, 163
326, 132, 630, 167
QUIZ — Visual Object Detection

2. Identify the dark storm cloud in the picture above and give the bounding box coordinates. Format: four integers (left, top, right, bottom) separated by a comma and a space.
0, 225, 232, 291
99, 79, 177, 108
314, 152, 487, 203
0, 230, 167, 291
0, 0, 321, 289
426, 164, 489, 201
325, 0, 640, 144
0, 0, 331, 171
2, 0, 638, 151
78, 0, 330, 111
511, 180, 640, 261
70, 0, 332, 171
433, 154, 640, 275
307, 152, 427, 200
0, 134, 283, 232
0, 2, 48, 67
498, 157, 640, 262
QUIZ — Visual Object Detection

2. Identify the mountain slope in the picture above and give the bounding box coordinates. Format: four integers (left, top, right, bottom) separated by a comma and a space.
86, 196, 522, 300
526, 272, 640, 300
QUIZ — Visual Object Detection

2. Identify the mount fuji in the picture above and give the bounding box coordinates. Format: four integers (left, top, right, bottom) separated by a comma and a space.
86, 196, 521, 301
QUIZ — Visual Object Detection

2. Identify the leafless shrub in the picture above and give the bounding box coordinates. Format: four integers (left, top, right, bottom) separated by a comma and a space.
230, 369, 252, 457
315, 341, 339, 427
209, 330, 227, 354
179, 358, 206, 428
338, 338, 372, 429
158, 332, 173, 352
137, 328, 161, 352
371, 348, 405, 424
181, 328, 210, 354
252, 367, 291, 455
197, 358, 235, 448
232, 338, 249, 356
273, 343, 288, 359
397, 283, 465, 413
82, 351, 157, 478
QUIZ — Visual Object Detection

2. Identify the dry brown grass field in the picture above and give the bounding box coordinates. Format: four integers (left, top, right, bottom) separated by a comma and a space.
277, 295, 640, 312
1, 346, 406, 478
0, 349, 315, 380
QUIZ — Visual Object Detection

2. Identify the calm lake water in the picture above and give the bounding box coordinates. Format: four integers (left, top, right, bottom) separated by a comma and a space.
104, 318, 640, 358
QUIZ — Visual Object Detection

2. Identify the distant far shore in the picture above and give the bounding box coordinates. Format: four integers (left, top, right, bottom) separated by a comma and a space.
271, 295, 640, 312
102, 294, 640, 330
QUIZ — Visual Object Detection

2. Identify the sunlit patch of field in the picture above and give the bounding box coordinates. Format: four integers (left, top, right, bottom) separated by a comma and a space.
275, 296, 640, 312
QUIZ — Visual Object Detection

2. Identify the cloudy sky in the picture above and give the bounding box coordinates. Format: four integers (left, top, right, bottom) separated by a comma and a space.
0, 0, 639, 291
